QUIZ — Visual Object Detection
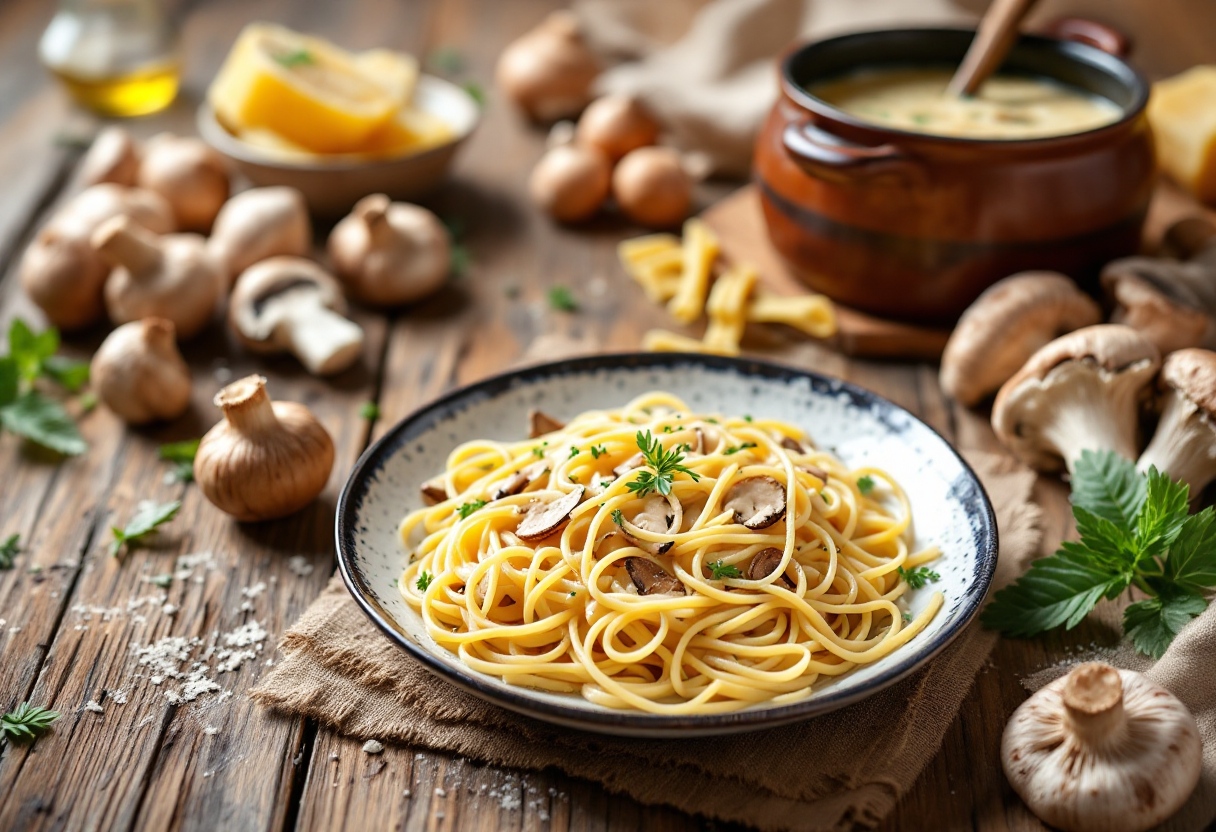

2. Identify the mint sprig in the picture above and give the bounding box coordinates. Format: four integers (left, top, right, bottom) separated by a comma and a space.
982, 450, 1216, 658
109, 500, 181, 558
0, 319, 88, 455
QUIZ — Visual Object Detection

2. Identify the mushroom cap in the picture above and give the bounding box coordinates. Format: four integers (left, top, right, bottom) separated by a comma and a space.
90, 318, 192, 424
19, 222, 109, 330
619, 492, 677, 555
939, 272, 1102, 406
623, 556, 685, 595
612, 146, 693, 229
229, 256, 347, 351
575, 94, 661, 162
79, 126, 140, 188
58, 183, 176, 237
1162, 215, 1216, 261
1001, 662, 1201, 832
516, 486, 584, 540
136, 134, 230, 232
528, 409, 565, 438
208, 186, 311, 284
495, 10, 599, 121
1159, 348, 1216, 415
723, 476, 787, 530
748, 547, 795, 589
529, 143, 611, 223
1101, 257, 1212, 354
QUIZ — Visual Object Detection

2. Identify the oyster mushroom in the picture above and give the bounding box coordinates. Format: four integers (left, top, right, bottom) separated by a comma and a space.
528, 409, 565, 438
940, 272, 1102, 407
748, 547, 795, 589
623, 557, 685, 596
1001, 662, 1201, 832
229, 256, 365, 376
515, 486, 584, 540
724, 476, 787, 530
1138, 348, 1216, 495
619, 492, 678, 555
991, 325, 1161, 473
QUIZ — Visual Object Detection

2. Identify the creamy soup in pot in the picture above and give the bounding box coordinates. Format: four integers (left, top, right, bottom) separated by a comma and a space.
809, 68, 1122, 139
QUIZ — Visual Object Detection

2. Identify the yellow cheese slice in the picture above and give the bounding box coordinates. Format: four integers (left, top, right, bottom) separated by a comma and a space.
1149, 66, 1216, 204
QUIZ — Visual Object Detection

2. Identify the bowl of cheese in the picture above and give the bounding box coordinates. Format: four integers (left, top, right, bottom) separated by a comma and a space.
199, 23, 480, 217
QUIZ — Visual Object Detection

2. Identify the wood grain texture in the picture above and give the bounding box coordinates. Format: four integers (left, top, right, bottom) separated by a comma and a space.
0, 0, 1213, 831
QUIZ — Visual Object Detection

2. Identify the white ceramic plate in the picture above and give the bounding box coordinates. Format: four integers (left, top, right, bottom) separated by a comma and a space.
337, 354, 997, 737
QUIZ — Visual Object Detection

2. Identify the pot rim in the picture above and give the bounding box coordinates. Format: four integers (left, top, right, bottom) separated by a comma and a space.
779, 26, 1150, 150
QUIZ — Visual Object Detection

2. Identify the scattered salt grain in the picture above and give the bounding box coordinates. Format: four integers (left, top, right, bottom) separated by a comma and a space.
435, 787, 446, 797
162, 603, 178, 616
204, 726, 219, 736
83, 700, 104, 713
402, 789, 411, 798
241, 582, 267, 600
108, 689, 128, 705
287, 555, 314, 577
362, 740, 384, 754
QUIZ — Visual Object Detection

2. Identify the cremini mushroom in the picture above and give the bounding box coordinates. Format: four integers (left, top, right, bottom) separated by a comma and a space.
495, 11, 599, 121
327, 193, 450, 306
229, 256, 365, 376
136, 134, 230, 232
515, 486, 584, 540
59, 183, 176, 235
79, 126, 140, 187
724, 476, 787, 530
529, 143, 611, 223
421, 477, 448, 506
1001, 662, 1201, 832
940, 272, 1102, 406
1138, 348, 1216, 495
90, 318, 192, 425
623, 556, 685, 595
489, 460, 549, 500
93, 215, 222, 339
612, 146, 693, 229
748, 547, 795, 589
208, 186, 311, 288
528, 409, 565, 438
619, 492, 678, 555
991, 325, 1161, 473
575, 95, 660, 162
194, 375, 335, 521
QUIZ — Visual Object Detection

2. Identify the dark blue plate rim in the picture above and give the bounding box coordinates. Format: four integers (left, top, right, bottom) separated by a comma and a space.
335, 352, 999, 734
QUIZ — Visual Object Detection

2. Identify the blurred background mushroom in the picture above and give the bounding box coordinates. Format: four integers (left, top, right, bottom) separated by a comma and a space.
1138, 348, 1216, 495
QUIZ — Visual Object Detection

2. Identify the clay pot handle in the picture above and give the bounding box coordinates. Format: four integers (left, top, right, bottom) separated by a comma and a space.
1039, 17, 1131, 58
782, 121, 904, 179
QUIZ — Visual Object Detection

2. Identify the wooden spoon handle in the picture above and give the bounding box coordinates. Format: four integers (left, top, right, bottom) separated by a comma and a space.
947, 0, 1041, 97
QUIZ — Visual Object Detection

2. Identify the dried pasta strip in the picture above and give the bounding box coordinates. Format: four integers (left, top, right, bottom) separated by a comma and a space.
747, 290, 837, 339
667, 219, 719, 324
617, 234, 681, 272
643, 329, 734, 356
701, 264, 758, 355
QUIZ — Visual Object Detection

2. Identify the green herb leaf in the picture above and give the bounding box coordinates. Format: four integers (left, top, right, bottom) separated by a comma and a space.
743, 415, 753, 422
41, 356, 89, 392
273, 48, 314, 67
547, 286, 578, 312
589, 444, 606, 460
611, 509, 624, 526
8, 319, 58, 383
450, 243, 472, 277
1165, 508, 1216, 593
78, 392, 97, 413
857, 475, 876, 495
462, 81, 486, 106
158, 438, 200, 463
109, 500, 181, 558
569, 446, 580, 459
416, 570, 434, 591
981, 548, 1130, 637
0, 356, 17, 407
625, 431, 700, 498
458, 500, 487, 520
723, 442, 757, 456
0, 533, 18, 569
1, 702, 60, 744
0, 392, 87, 455
1070, 449, 1146, 531
897, 565, 940, 590
359, 401, 380, 420
1134, 467, 1190, 564
1124, 593, 1208, 659
708, 560, 743, 580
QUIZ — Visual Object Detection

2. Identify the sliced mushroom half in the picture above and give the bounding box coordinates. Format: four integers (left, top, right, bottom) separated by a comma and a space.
420, 476, 447, 506
613, 452, 645, 478
780, 436, 805, 453
724, 476, 787, 530
748, 547, 795, 589
620, 492, 677, 555
528, 408, 565, 438
516, 486, 584, 541
623, 557, 686, 595
489, 460, 549, 500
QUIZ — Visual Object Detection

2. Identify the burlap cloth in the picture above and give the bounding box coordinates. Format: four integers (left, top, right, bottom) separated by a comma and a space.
252, 451, 1045, 831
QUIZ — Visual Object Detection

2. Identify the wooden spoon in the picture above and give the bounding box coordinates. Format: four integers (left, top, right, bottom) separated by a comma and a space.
947, 0, 1041, 97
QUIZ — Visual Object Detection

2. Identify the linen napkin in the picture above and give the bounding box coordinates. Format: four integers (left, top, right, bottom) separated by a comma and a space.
253, 451, 1042, 832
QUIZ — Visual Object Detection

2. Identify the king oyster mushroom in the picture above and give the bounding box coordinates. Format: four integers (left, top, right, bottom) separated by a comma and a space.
1002, 662, 1201, 832
515, 486, 584, 541
748, 547, 796, 589
528, 409, 565, 438
229, 256, 365, 376
1137, 348, 1216, 495
939, 272, 1102, 407
623, 557, 685, 595
619, 492, 679, 555
724, 476, 787, 530
991, 325, 1161, 473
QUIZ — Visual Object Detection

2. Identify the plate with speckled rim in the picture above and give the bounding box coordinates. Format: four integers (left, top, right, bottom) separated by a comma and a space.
336, 353, 998, 737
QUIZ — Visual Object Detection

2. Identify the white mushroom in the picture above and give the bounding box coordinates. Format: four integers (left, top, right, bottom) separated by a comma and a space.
79, 126, 140, 187
90, 318, 192, 425
228, 256, 365, 376
619, 492, 679, 555
940, 272, 1102, 407
58, 183, 176, 236
93, 216, 222, 340
622, 557, 685, 596
724, 476, 787, 530
19, 221, 111, 330
515, 486, 584, 540
495, 11, 599, 121
208, 186, 312, 288
991, 325, 1161, 473
1001, 662, 1201, 832
1138, 348, 1216, 495
136, 133, 230, 232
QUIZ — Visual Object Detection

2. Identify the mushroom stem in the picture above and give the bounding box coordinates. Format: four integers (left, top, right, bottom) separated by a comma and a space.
1138, 386, 1216, 494
214, 375, 280, 436
92, 217, 163, 277
284, 304, 365, 376
355, 193, 391, 236
1035, 363, 1147, 473
141, 317, 177, 351
1061, 662, 1127, 749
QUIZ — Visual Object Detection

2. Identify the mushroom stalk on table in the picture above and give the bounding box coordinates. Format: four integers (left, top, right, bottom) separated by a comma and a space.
1137, 348, 1216, 494
991, 325, 1160, 473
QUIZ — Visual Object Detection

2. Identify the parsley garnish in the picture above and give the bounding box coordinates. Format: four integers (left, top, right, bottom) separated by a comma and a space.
0, 319, 88, 455
532, 442, 548, 458
109, 500, 180, 558
743, 415, 753, 422
857, 475, 876, 495
590, 444, 607, 459
569, 447, 580, 459
273, 48, 314, 67
547, 285, 578, 312
611, 509, 624, 526
158, 438, 200, 483
708, 560, 743, 580
416, 570, 434, 591
902, 612, 912, 623
724, 443, 757, 456
569, 590, 577, 597
360, 401, 380, 420
625, 431, 700, 498
898, 565, 940, 590
0, 533, 18, 569
458, 500, 487, 519
982, 450, 1216, 659
705, 418, 719, 424
1, 703, 60, 745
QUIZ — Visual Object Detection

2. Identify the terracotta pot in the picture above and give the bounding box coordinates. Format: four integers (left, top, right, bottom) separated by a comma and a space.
754, 22, 1154, 325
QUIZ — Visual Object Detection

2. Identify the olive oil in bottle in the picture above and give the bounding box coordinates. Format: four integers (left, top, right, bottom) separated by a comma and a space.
39, 0, 181, 118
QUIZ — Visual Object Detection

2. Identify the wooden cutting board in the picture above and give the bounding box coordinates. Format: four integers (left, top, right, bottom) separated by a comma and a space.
700, 180, 1216, 361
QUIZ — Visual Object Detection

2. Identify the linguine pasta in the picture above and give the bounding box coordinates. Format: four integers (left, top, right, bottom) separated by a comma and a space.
399, 392, 943, 715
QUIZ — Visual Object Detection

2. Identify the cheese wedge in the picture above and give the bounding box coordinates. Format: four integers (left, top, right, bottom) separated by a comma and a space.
1149, 66, 1216, 204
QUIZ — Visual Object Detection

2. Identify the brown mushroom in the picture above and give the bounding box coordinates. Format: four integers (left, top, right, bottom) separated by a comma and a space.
780, 436, 805, 453
623, 557, 685, 595
528, 409, 565, 438
991, 325, 1161, 473
1138, 348, 1216, 495
79, 126, 140, 187
1101, 257, 1216, 354
421, 477, 448, 506
724, 476, 787, 530
516, 486, 584, 540
939, 272, 1102, 407
619, 493, 677, 555
489, 460, 549, 500
748, 547, 795, 589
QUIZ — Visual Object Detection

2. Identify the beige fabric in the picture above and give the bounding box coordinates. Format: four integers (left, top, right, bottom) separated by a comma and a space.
253, 451, 1041, 832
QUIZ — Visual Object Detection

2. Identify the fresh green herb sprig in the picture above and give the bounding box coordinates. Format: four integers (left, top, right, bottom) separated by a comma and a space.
982, 450, 1216, 659
458, 500, 487, 520
0, 533, 19, 569
547, 286, 578, 312
898, 565, 940, 590
109, 500, 181, 558
857, 475, 876, 495
416, 570, 434, 592
158, 439, 200, 483
2, 703, 60, 745
626, 431, 700, 498
611, 509, 624, 526
723, 443, 757, 456
708, 560, 743, 580
589, 444, 607, 460
0, 319, 88, 455
569, 446, 580, 459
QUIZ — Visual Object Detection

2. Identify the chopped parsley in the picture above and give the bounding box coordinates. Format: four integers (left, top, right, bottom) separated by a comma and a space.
898, 565, 941, 590
589, 444, 607, 459
458, 500, 487, 519
724, 443, 757, 456
273, 48, 314, 67
109, 500, 181, 558
158, 438, 200, 483
569, 446, 580, 459
708, 560, 743, 580
611, 509, 624, 526
416, 570, 434, 592
0, 533, 18, 570
359, 401, 380, 420
547, 285, 578, 312
857, 475, 876, 495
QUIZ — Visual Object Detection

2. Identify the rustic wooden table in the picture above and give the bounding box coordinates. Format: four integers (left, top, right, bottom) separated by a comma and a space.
1, 1, 1214, 830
